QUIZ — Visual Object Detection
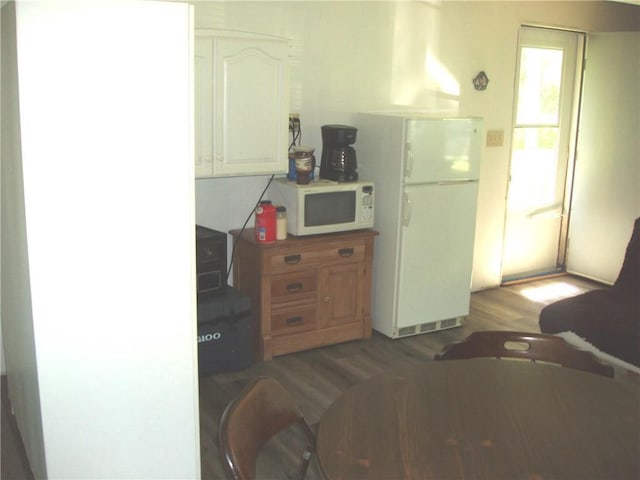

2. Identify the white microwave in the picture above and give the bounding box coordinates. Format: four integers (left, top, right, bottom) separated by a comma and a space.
268, 178, 375, 236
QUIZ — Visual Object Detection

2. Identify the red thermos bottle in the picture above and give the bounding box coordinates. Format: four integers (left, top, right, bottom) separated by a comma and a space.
255, 200, 276, 243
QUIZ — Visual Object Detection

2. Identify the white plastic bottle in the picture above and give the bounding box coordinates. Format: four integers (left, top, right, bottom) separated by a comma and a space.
276, 206, 287, 240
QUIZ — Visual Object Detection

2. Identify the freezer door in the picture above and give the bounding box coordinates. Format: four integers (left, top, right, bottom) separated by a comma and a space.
405, 118, 482, 183
396, 182, 479, 328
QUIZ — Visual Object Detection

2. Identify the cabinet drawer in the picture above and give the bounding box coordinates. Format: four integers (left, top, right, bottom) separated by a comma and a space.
269, 243, 365, 271
271, 306, 316, 336
271, 271, 317, 303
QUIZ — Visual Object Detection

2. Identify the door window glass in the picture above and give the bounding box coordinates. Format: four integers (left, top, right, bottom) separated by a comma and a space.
516, 47, 563, 124
509, 127, 560, 209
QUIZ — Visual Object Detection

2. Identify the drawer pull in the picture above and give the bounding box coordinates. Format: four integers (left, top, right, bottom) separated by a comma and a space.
284, 254, 302, 264
286, 282, 303, 293
338, 247, 354, 257
285, 316, 304, 326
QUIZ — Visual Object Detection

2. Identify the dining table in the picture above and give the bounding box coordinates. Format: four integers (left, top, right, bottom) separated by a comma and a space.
316, 358, 640, 480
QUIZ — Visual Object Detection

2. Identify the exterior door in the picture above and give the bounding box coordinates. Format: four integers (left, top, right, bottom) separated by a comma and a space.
501, 26, 585, 282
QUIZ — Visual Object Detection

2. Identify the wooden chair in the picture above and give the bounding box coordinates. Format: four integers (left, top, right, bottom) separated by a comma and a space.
435, 331, 614, 378
219, 377, 316, 480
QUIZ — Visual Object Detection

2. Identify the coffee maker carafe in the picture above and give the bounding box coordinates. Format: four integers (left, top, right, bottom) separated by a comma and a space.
319, 125, 358, 182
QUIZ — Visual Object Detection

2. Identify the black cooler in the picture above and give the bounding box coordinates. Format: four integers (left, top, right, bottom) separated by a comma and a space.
197, 286, 253, 375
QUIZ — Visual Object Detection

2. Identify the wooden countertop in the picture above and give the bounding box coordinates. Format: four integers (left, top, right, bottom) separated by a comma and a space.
229, 228, 378, 248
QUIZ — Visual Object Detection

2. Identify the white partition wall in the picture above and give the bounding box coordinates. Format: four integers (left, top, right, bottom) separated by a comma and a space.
3, 1, 200, 478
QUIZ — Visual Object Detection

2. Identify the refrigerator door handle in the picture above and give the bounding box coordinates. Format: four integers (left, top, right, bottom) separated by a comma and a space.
404, 145, 414, 178
402, 191, 412, 226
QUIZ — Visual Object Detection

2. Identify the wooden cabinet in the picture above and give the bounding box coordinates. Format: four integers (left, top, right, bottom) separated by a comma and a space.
195, 30, 289, 178
230, 229, 377, 360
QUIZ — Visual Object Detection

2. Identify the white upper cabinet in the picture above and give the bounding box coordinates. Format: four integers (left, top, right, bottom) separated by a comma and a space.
195, 30, 289, 178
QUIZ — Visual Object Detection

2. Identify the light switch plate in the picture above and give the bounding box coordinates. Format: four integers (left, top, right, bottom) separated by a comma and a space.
486, 129, 504, 147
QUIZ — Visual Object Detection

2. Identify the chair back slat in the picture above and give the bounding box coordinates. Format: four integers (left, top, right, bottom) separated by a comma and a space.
219, 377, 315, 480
436, 331, 614, 378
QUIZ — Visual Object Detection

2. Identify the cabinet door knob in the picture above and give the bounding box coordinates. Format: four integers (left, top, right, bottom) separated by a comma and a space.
286, 282, 303, 293
323, 296, 330, 303
284, 254, 301, 264
338, 248, 354, 257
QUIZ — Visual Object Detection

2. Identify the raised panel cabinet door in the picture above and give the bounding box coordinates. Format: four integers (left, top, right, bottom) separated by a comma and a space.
319, 262, 363, 329
212, 37, 288, 177
194, 37, 214, 178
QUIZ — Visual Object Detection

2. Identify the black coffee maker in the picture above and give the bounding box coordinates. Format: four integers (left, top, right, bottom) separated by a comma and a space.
319, 125, 358, 182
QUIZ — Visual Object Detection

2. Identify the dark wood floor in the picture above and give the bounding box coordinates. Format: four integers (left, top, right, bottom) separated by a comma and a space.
3, 274, 632, 480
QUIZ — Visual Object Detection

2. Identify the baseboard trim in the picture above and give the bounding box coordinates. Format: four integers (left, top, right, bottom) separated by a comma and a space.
501, 271, 567, 286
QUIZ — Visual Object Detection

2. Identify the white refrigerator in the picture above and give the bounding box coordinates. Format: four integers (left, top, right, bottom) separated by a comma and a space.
357, 113, 483, 338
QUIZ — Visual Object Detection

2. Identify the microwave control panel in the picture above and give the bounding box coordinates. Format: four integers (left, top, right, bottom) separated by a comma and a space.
361, 185, 374, 221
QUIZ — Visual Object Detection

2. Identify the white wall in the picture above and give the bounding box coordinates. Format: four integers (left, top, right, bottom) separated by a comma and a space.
192, 1, 639, 290
567, 32, 640, 283
3, 1, 200, 478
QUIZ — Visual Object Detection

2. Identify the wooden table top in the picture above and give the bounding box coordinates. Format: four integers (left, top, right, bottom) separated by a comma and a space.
316, 359, 640, 480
